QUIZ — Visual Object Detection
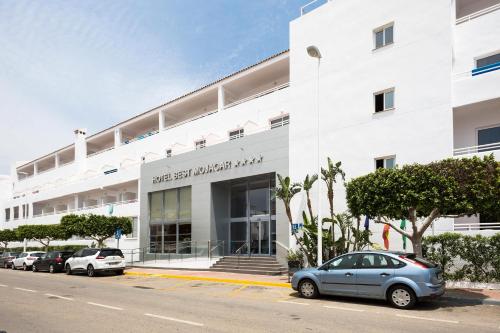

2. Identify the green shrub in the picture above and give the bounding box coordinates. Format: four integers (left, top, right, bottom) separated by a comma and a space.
423, 232, 500, 283
2, 245, 88, 253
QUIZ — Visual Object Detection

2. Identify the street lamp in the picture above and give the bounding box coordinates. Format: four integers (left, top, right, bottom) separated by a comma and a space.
306, 45, 323, 266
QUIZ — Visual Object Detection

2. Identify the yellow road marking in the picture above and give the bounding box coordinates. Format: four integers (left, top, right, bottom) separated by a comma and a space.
124, 271, 291, 288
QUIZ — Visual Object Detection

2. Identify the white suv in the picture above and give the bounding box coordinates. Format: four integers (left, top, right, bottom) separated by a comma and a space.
64, 248, 126, 277
11, 251, 46, 271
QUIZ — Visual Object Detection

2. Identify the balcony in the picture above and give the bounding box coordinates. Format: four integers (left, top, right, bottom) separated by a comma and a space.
453, 98, 500, 157
456, 0, 500, 24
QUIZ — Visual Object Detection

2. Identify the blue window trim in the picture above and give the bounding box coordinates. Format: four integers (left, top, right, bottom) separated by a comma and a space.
472, 61, 500, 76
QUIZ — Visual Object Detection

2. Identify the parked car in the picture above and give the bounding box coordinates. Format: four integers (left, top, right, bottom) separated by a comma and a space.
65, 248, 126, 277
0, 252, 20, 269
291, 251, 444, 309
32, 251, 74, 273
11, 251, 46, 271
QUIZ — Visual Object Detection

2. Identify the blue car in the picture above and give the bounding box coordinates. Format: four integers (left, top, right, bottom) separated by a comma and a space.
291, 251, 444, 309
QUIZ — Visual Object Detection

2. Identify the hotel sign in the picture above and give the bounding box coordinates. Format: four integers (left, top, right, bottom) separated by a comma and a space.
152, 155, 264, 184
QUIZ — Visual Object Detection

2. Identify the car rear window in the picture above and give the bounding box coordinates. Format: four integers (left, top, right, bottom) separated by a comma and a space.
99, 249, 123, 257
403, 254, 437, 268
59, 252, 74, 258
32, 253, 45, 257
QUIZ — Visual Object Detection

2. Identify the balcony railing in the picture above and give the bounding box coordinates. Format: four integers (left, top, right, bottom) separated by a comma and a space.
123, 129, 160, 145
454, 222, 500, 231
456, 3, 500, 24
32, 198, 138, 218
224, 82, 289, 109
453, 142, 500, 156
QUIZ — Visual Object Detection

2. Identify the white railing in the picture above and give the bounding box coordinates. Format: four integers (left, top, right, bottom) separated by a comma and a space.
224, 82, 289, 109
164, 109, 218, 131
87, 146, 115, 158
456, 3, 500, 24
453, 142, 500, 156
454, 222, 500, 231
32, 199, 138, 218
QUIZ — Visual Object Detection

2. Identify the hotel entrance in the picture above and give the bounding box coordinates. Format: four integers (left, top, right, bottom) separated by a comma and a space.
229, 174, 276, 255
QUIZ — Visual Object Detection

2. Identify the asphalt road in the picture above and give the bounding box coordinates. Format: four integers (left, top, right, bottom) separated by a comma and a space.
0, 269, 499, 333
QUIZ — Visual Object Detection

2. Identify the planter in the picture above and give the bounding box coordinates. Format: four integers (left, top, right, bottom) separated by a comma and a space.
287, 260, 301, 270
446, 280, 500, 290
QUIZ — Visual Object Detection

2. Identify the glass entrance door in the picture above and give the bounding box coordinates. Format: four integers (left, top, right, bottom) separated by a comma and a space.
229, 174, 275, 255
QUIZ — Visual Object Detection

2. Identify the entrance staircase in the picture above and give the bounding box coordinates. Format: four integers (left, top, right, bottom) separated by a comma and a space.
210, 256, 287, 275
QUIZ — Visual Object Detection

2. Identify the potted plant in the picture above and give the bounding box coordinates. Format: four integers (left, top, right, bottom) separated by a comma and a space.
287, 249, 304, 270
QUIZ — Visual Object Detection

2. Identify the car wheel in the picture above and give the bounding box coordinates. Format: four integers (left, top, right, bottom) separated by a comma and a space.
23, 263, 27, 271
3, 262, 7, 269
298, 279, 319, 299
11, 263, 16, 270
32, 264, 38, 272
388, 285, 417, 309
87, 264, 95, 277
116, 269, 124, 276
65, 264, 72, 275
49, 264, 55, 274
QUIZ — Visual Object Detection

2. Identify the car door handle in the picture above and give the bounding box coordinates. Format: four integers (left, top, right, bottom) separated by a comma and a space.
345, 272, 353, 277
380, 273, 391, 277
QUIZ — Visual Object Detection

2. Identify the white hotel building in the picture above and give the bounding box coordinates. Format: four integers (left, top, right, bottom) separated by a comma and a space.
1, 0, 499, 269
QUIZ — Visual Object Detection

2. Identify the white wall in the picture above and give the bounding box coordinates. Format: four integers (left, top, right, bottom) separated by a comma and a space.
288, 0, 454, 222
453, 100, 500, 148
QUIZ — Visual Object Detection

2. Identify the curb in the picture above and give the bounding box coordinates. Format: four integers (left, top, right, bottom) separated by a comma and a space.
124, 271, 291, 288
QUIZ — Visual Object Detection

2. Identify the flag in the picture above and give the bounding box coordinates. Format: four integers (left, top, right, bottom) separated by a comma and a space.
382, 224, 390, 250
400, 219, 407, 250
364, 216, 370, 231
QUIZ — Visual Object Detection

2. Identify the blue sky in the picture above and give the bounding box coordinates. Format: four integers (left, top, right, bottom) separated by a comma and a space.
0, 0, 308, 174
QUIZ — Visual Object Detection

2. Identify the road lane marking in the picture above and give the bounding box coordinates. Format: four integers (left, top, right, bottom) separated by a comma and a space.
14, 287, 36, 293
87, 302, 123, 311
0, 284, 7, 287
144, 313, 204, 327
323, 305, 365, 312
45, 293, 74, 301
396, 314, 458, 324
278, 300, 310, 306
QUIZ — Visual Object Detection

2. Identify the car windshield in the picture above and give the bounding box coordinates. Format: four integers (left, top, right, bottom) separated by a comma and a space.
99, 249, 123, 257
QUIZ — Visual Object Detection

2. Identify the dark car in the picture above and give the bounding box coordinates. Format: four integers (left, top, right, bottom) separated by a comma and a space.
32, 251, 74, 273
0, 252, 20, 269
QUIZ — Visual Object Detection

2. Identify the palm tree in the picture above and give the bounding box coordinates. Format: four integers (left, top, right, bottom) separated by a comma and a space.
275, 174, 313, 264
321, 157, 345, 257
302, 174, 318, 222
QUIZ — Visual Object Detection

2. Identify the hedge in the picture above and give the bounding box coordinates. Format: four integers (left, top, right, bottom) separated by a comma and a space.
423, 233, 500, 283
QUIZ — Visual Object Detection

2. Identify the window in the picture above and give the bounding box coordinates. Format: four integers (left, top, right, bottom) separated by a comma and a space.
229, 128, 244, 140
477, 125, 500, 151
148, 186, 192, 254
270, 114, 290, 129
359, 254, 390, 269
73, 249, 84, 257
5, 208, 10, 221
325, 254, 359, 270
375, 156, 395, 169
476, 53, 500, 68
99, 249, 123, 257
374, 89, 394, 112
374, 24, 394, 49
13, 206, 19, 220
166, 149, 172, 158
195, 139, 206, 150
82, 249, 99, 257
390, 258, 406, 268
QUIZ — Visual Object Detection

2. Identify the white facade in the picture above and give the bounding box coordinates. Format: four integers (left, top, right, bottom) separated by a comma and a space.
1, 0, 499, 253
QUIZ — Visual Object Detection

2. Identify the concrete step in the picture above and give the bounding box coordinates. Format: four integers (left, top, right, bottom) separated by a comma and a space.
212, 263, 284, 270
209, 267, 287, 275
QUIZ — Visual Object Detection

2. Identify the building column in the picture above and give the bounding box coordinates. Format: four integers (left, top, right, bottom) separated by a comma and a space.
159, 111, 166, 130
33, 163, 38, 175
218, 85, 225, 112
55, 153, 60, 168
74, 195, 80, 211
28, 202, 33, 219
114, 128, 122, 148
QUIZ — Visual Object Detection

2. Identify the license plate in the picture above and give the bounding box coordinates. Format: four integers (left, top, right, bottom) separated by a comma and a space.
108, 262, 120, 265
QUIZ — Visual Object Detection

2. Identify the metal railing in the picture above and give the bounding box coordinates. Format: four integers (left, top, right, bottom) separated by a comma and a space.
456, 3, 500, 24
224, 82, 289, 109
235, 242, 249, 269
32, 199, 138, 218
122, 240, 225, 266
454, 222, 500, 231
453, 142, 500, 156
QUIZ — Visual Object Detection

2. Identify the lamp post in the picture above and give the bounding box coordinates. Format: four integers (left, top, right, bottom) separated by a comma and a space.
306, 45, 323, 266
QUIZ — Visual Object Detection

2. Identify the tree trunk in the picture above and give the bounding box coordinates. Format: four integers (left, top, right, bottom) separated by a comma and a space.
411, 235, 423, 257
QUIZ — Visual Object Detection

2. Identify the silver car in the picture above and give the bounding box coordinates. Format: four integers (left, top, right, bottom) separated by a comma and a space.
291, 251, 444, 309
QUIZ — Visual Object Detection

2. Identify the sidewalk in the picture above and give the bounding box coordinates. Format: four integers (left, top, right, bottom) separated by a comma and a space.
124, 267, 500, 305
444, 288, 500, 305
124, 267, 291, 288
